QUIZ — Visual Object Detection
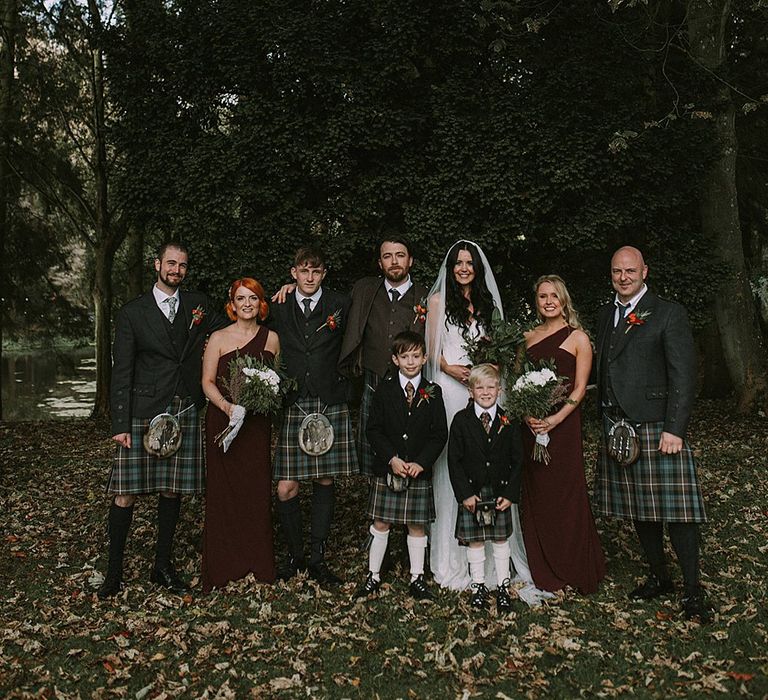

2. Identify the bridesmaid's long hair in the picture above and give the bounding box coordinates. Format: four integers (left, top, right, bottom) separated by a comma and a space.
444, 241, 496, 339
533, 275, 583, 330
226, 277, 269, 321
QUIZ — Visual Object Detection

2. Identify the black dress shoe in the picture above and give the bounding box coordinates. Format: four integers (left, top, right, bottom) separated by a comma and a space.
681, 588, 713, 623
150, 565, 189, 594
629, 575, 674, 600
353, 573, 381, 599
97, 572, 123, 599
308, 561, 343, 586
496, 580, 514, 614
470, 583, 490, 610
276, 556, 306, 582
409, 574, 433, 601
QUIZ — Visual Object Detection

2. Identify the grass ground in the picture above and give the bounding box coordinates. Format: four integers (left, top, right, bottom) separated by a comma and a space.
1, 400, 766, 699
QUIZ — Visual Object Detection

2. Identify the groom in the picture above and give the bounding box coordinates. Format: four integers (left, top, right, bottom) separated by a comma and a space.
594, 245, 709, 621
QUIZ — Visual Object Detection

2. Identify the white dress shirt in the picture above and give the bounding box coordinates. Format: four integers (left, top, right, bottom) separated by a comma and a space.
153, 285, 180, 320
613, 284, 648, 326
296, 288, 323, 314
473, 402, 497, 423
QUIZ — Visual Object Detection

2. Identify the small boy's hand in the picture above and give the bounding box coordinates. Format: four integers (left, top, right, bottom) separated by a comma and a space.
496, 497, 512, 512
406, 462, 424, 477
390, 457, 409, 477
463, 495, 479, 513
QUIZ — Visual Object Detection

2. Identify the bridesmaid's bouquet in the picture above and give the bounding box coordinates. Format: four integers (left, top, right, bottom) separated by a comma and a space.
214, 353, 296, 451
503, 361, 572, 465
463, 308, 524, 370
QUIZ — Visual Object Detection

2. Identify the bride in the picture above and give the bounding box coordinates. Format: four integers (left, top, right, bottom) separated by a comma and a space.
426, 241, 541, 599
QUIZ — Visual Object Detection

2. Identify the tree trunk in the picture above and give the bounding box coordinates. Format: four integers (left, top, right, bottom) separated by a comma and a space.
91, 243, 113, 419
125, 227, 145, 300
687, 0, 768, 411
0, 0, 18, 421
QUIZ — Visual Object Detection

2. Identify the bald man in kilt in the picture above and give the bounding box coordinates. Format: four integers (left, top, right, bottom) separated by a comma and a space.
595, 246, 710, 622
270, 247, 357, 585
98, 241, 225, 599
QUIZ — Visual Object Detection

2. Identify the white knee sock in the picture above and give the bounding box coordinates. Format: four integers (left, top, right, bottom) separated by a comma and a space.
492, 541, 511, 586
466, 546, 486, 585
368, 525, 389, 581
407, 534, 428, 581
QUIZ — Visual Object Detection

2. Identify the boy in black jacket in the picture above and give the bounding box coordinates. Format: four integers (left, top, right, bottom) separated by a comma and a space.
355, 331, 448, 600
448, 364, 522, 613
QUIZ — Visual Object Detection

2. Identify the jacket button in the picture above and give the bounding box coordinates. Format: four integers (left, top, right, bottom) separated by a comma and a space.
486, 461, 491, 466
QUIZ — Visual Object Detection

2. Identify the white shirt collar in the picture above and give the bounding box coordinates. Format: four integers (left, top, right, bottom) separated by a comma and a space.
399, 372, 421, 391
384, 276, 412, 297
474, 402, 497, 423
153, 285, 179, 309
614, 284, 648, 313
295, 288, 322, 310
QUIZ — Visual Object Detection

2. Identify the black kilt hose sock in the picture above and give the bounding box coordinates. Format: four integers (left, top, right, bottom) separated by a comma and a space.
668, 522, 700, 593
106, 502, 134, 576
633, 520, 670, 581
277, 496, 305, 563
155, 495, 181, 569
310, 482, 335, 565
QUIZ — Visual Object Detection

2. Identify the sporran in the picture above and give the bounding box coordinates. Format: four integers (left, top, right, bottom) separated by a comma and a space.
607, 418, 641, 467
387, 473, 410, 492
143, 413, 182, 458
298, 412, 335, 456
475, 499, 497, 527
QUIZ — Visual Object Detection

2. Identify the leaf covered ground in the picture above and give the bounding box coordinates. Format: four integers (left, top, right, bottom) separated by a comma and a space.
1, 400, 767, 699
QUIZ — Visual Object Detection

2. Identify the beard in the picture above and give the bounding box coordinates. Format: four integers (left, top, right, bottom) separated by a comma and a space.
159, 270, 184, 290
384, 266, 409, 284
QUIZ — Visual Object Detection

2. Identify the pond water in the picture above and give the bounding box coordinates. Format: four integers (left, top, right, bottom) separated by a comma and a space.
1, 346, 97, 420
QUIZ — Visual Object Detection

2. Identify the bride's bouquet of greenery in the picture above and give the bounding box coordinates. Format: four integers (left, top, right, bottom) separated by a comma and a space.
214, 353, 296, 451
463, 308, 525, 371
503, 360, 573, 464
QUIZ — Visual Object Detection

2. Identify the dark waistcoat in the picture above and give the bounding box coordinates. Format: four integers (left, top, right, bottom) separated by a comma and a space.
164, 303, 191, 397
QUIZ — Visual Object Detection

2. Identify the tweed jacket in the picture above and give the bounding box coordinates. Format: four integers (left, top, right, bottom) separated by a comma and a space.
268, 288, 352, 406
366, 374, 448, 480
110, 289, 224, 435
448, 406, 522, 504
595, 290, 696, 437
338, 275, 429, 378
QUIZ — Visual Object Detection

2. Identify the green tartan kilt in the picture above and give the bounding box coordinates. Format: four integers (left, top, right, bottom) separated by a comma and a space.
367, 475, 435, 525
356, 370, 380, 477
273, 398, 359, 481
595, 416, 707, 523
455, 485, 513, 543
106, 397, 204, 495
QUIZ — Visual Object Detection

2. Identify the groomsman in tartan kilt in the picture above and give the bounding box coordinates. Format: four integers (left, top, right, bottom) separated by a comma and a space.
99, 241, 225, 599
595, 245, 710, 622
270, 246, 357, 585
353, 331, 448, 601
448, 365, 522, 614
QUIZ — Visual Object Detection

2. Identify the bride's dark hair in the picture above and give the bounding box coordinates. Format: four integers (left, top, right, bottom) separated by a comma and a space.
443, 241, 496, 338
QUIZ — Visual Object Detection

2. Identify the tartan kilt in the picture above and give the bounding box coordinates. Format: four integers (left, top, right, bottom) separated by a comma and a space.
455, 485, 513, 543
356, 370, 380, 477
595, 417, 706, 523
367, 475, 435, 525
107, 397, 204, 495
273, 398, 359, 481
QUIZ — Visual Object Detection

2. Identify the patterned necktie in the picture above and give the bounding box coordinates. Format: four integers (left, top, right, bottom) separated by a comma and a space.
481, 411, 491, 434
166, 296, 177, 323
390, 289, 401, 303
405, 381, 415, 408
615, 302, 629, 327
302, 298, 312, 318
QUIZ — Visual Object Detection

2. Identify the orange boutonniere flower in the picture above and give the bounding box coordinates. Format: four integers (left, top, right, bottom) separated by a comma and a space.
498, 414, 510, 432
412, 297, 428, 325
625, 309, 652, 334
416, 385, 436, 407
316, 308, 342, 333
189, 305, 205, 329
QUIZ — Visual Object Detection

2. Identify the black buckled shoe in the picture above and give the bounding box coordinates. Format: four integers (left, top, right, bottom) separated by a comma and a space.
353, 573, 381, 600
409, 574, 433, 601
97, 571, 123, 599
308, 561, 343, 587
496, 580, 514, 614
276, 556, 306, 582
470, 583, 490, 610
681, 588, 713, 623
150, 564, 189, 594
629, 574, 674, 600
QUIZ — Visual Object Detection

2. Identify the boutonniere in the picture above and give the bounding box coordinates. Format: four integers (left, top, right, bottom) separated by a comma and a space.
625, 309, 652, 334
416, 385, 436, 407
498, 414, 511, 432
189, 305, 205, 329
412, 297, 428, 325
316, 308, 342, 333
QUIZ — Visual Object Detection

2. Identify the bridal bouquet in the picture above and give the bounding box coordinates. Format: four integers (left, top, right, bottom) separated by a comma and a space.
214, 353, 296, 451
503, 361, 572, 464
463, 308, 524, 371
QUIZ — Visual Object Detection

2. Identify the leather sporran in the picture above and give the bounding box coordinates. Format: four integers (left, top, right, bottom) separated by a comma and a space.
475, 499, 497, 527
607, 418, 641, 467
387, 473, 410, 493
143, 413, 182, 458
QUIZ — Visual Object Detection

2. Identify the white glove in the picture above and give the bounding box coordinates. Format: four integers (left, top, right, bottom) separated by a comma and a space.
221, 404, 247, 453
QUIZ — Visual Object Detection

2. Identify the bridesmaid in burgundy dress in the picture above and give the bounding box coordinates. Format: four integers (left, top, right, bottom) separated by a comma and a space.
201, 277, 278, 591
521, 275, 605, 594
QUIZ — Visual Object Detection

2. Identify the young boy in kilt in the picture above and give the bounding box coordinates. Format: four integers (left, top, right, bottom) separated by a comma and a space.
355, 331, 448, 600
448, 364, 522, 613
269, 246, 357, 586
